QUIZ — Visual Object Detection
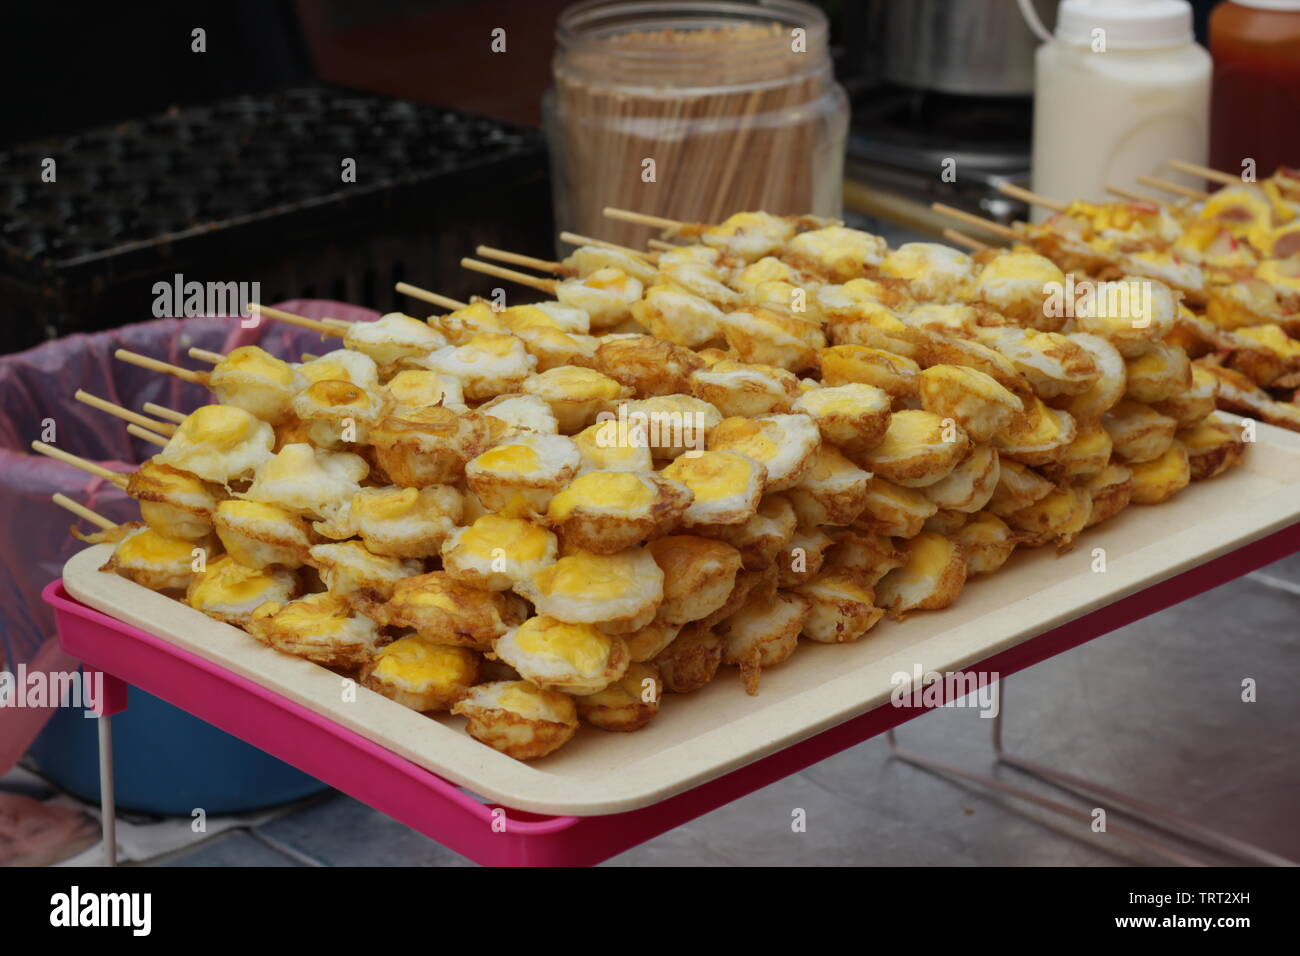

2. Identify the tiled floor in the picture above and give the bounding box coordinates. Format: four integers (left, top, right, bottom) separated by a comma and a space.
55, 552, 1284, 867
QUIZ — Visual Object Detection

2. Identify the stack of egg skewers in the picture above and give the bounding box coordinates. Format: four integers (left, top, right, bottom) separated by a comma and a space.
43, 209, 1249, 762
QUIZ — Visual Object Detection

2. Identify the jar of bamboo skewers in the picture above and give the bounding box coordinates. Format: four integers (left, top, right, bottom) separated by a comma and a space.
544, 0, 849, 248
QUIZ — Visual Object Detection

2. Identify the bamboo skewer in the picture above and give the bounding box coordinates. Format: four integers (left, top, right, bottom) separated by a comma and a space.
1106, 185, 1162, 204
114, 349, 207, 385
929, 203, 1021, 242
942, 228, 993, 252
476, 245, 574, 276
460, 258, 558, 294
646, 239, 681, 252
187, 347, 225, 365
1136, 175, 1210, 201
602, 207, 690, 231
996, 182, 1067, 213
127, 424, 169, 448
143, 402, 187, 424
52, 493, 117, 531
1166, 159, 1241, 188
394, 282, 468, 312
558, 232, 658, 263
248, 303, 346, 338
31, 441, 129, 489
74, 390, 177, 436
321, 317, 353, 328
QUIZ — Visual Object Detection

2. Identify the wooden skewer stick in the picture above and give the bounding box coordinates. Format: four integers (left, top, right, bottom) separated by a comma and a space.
996, 182, 1067, 213
942, 228, 993, 252
143, 402, 187, 424
52, 493, 117, 531
114, 349, 207, 385
188, 347, 225, 365
929, 203, 1021, 242
476, 245, 573, 276
460, 258, 558, 294
74, 390, 177, 436
127, 423, 169, 448
558, 232, 658, 263
248, 303, 346, 338
1136, 175, 1209, 201
30, 441, 129, 489
394, 282, 468, 312
321, 317, 353, 328
1106, 185, 1163, 204
602, 207, 691, 231
1166, 159, 1241, 188
645, 239, 681, 252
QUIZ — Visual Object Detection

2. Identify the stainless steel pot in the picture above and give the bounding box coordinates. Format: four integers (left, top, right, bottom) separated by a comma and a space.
873, 0, 1056, 97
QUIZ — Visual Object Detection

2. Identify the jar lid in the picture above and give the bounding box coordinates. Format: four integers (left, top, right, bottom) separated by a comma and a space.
1055, 0, 1194, 49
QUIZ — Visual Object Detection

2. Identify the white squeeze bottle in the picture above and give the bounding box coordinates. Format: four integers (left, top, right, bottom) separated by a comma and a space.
1027, 0, 1211, 221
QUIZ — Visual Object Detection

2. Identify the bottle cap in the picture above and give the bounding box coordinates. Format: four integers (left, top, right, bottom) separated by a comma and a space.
1056, 0, 1194, 49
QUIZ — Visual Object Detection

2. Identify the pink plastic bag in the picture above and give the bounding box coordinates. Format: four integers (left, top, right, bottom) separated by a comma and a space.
0, 300, 380, 771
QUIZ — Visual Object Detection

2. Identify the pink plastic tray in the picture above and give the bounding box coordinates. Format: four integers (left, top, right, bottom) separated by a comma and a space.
43, 519, 1300, 866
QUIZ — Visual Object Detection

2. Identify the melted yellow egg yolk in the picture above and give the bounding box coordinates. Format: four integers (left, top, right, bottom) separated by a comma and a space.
574, 423, 646, 468
878, 411, 944, 453
138, 461, 209, 497
1007, 400, 1063, 443
513, 616, 611, 675
709, 419, 779, 462
400, 582, 460, 612
1070, 423, 1111, 458
218, 500, 297, 523
464, 333, 520, 359
495, 681, 563, 721
352, 487, 420, 521
219, 346, 294, 385
502, 305, 560, 332
907, 532, 954, 576
737, 258, 794, 287
298, 360, 352, 385
117, 529, 195, 565
475, 443, 542, 475
806, 445, 857, 481
386, 370, 447, 408
373, 637, 474, 685
662, 451, 753, 502
1237, 324, 1300, 358
260, 443, 322, 482
534, 551, 636, 600
548, 472, 654, 520
540, 367, 623, 401
190, 557, 279, 605
1181, 421, 1232, 452
272, 593, 351, 636
301, 379, 370, 410
179, 405, 256, 448
459, 514, 552, 561
979, 252, 1063, 286
445, 302, 505, 333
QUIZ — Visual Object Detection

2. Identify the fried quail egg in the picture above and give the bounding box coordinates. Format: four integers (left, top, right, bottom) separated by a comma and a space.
972, 250, 1067, 331
1180, 415, 1245, 481
1083, 463, 1134, 527
717, 589, 810, 695
319, 485, 463, 558
435, 301, 507, 343
993, 396, 1077, 467
689, 359, 802, 418
785, 226, 886, 280
818, 345, 921, 399
185, 554, 297, 627
296, 348, 381, 392
875, 531, 967, 620
240, 442, 368, 520
465, 432, 581, 515
644, 534, 744, 627
380, 571, 523, 650
976, 327, 1101, 398
574, 661, 663, 732
571, 419, 655, 473
880, 242, 976, 301
383, 369, 466, 414
155, 404, 275, 485
127, 460, 219, 541
857, 410, 970, 487
100, 526, 205, 591
526, 547, 664, 635
563, 245, 658, 285
907, 302, 981, 336
822, 529, 905, 585
629, 284, 725, 348
661, 450, 767, 526
290, 379, 389, 448
343, 312, 445, 369
360, 635, 477, 711
704, 493, 797, 570
451, 680, 579, 760
441, 513, 558, 591
1051, 333, 1127, 422
1124, 342, 1193, 404
654, 622, 725, 694
213, 500, 311, 569
775, 526, 834, 587
521, 366, 631, 433
854, 476, 938, 538
609, 394, 722, 458
655, 260, 743, 309
1040, 420, 1113, 482
1102, 399, 1178, 463
370, 406, 495, 487
421, 333, 536, 401
793, 569, 884, 644
1074, 275, 1177, 356
917, 364, 1024, 444
705, 414, 821, 491
623, 619, 682, 664
1128, 442, 1191, 504
248, 591, 383, 669
1004, 484, 1092, 551
921, 444, 1000, 513
732, 255, 804, 295
545, 471, 692, 554
494, 615, 630, 696
555, 267, 644, 330
475, 393, 560, 435
954, 511, 1019, 576
824, 298, 923, 360
793, 382, 892, 450
701, 210, 797, 261
786, 444, 874, 527
720, 308, 824, 372
307, 540, 423, 604
208, 346, 303, 424
595, 334, 704, 397
985, 459, 1055, 518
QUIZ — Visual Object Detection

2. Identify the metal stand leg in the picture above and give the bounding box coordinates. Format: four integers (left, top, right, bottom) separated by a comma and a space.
887, 679, 1296, 866
97, 713, 117, 867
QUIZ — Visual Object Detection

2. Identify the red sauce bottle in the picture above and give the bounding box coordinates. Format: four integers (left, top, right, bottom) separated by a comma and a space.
1209, 1, 1300, 176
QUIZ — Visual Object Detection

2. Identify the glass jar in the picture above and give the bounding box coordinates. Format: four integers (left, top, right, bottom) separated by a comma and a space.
543, 0, 849, 248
